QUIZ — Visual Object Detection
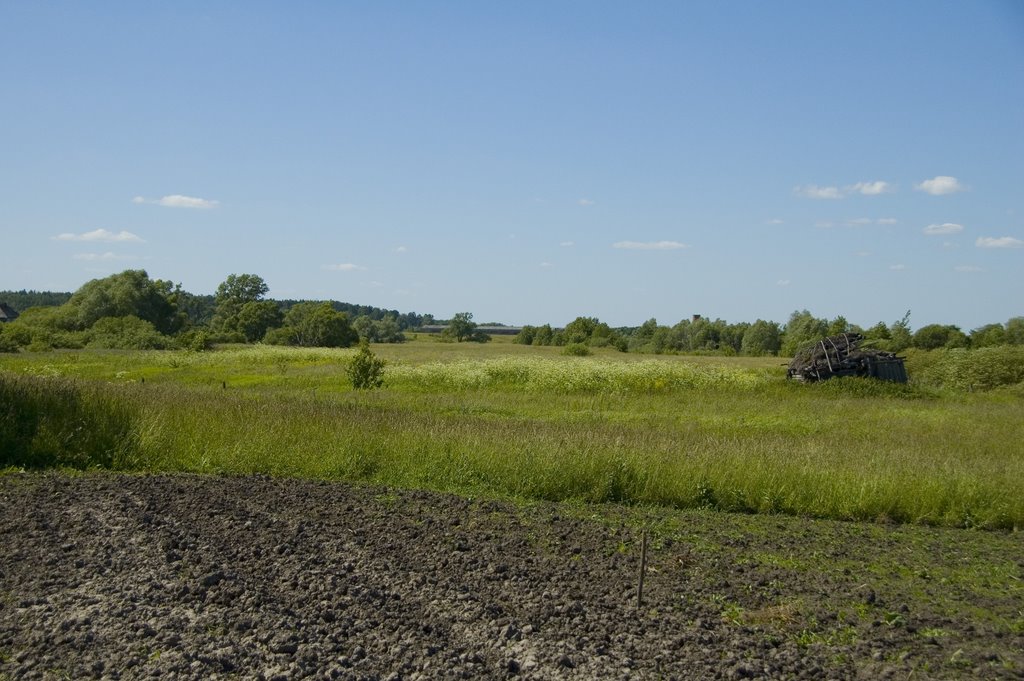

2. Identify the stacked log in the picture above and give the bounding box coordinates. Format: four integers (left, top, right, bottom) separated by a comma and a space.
786, 333, 906, 383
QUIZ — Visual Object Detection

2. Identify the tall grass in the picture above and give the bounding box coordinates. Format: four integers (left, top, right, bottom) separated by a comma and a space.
1, 345, 1022, 529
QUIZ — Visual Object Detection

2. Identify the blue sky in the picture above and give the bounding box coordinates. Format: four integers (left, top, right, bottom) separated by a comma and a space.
2, 2, 1021, 330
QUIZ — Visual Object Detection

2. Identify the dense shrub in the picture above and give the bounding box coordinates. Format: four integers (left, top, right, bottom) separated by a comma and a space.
87, 316, 169, 350
562, 343, 592, 357
906, 346, 1024, 391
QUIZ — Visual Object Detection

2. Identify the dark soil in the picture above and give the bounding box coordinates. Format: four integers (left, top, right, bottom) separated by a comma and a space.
1, 473, 1021, 680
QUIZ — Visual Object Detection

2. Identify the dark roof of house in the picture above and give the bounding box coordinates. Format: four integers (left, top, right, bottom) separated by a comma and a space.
0, 303, 19, 322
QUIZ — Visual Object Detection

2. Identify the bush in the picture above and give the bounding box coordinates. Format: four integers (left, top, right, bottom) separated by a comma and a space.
562, 343, 592, 357
0, 327, 19, 353
908, 346, 1024, 391
87, 316, 169, 350
347, 340, 386, 389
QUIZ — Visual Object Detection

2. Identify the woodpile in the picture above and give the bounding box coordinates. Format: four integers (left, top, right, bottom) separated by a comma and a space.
786, 333, 907, 383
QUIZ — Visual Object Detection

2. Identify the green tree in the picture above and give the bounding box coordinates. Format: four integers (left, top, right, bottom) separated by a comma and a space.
513, 325, 536, 345
1005, 317, 1024, 345
740, 320, 782, 356
354, 315, 405, 343
780, 310, 829, 357
912, 324, 968, 350
888, 310, 912, 352
970, 323, 1006, 348
236, 300, 283, 343
863, 321, 891, 341
442, 312, 490, 342
66, 270, 184, 334
347, 339, 386, 389
532, 323, 554, 346
443, 312, 477, 342
268, 302, 357, 348
212, 274, 270, 335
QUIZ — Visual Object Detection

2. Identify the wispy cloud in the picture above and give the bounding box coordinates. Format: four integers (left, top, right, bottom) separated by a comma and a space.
134, 194, 219, 209
613, 240, 688, 250
395, 246, 408, 253
578, 198, 595, 207
795, 181, 892, 199
766, 218, 784, 225
923, 222, 963, 235
954, 265, 984, 272
54, 229, 144, 242
976, 236, 1023, 249
73, 252, 137, 261
560, 241, 575, 247
915, 176, 964, 196
823, 218, 898, 228
849, 181, 893, 196
776, 279, 791, 286
539, 261, 554, 268
889, 264, 907, 271
795, 185, 843, 199
322, 263, 367, 271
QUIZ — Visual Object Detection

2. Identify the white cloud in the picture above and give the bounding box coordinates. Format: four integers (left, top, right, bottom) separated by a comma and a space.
776, 279, 791, 286
578, 198, 595, 207
539, 261, 554, 268
795, 184, 843, 199
815, 221, 835, 228
889, 264, 907, 271
54, 229, 144, 242
560, 241, 575, 247
73, 252, 135, 261
954, 265, 984, 272
766, 219, 784, 225
134, 194, 219, 208
923, 222, 964, 235
322, 263, 367, 271
976, 236, 1023, 249
795, 181, 892, 199
849, 181, 893, 196
613, 240, 688, 250
916, 176, 964, 196
846, 218, 898, 227
395, 246, 408, 253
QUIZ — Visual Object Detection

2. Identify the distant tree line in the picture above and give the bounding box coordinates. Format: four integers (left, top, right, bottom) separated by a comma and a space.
514, 310, 1024, 357
0, 271, 429, 352
0, 290, 73, 310
2, 272, 1021, 356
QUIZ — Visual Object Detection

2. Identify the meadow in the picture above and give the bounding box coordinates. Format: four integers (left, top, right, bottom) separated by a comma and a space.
2, 335, 1022, 529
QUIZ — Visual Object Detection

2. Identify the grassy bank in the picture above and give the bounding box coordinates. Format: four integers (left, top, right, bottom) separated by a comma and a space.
2, 340, 1022, 529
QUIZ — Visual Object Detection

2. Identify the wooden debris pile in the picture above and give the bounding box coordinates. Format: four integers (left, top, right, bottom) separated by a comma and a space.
786, 333, 907, 383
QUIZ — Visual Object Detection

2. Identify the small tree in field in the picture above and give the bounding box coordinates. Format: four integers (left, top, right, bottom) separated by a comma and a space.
347, 339, 385, 389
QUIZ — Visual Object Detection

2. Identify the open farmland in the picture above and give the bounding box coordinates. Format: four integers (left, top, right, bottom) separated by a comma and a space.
2, 339, 1023, 678
2, 337, 1023, 529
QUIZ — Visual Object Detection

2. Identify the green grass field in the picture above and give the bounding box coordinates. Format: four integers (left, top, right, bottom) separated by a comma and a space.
2, 335, 1022, 529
